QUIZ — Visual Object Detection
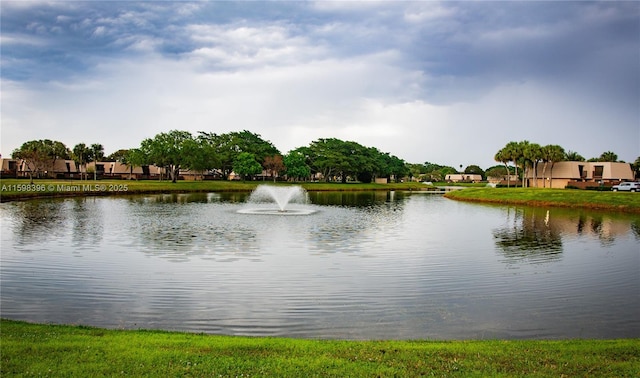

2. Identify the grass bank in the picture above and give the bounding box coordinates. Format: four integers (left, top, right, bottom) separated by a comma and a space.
444, 187, 640, 214
2, 320, 638, 377
4, 179, 640, 214
0, 178, 426, 202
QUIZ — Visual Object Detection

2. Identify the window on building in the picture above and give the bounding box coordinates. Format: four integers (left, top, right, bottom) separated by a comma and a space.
594, 165, 604, 179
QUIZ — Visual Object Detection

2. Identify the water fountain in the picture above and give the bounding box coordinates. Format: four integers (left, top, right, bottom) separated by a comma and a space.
237, 185, 317, 215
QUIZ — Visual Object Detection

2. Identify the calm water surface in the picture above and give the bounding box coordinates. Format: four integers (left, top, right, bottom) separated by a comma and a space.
1, 191, 638, 339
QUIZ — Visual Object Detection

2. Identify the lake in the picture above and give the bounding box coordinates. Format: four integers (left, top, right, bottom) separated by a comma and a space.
1, 190, 638, 339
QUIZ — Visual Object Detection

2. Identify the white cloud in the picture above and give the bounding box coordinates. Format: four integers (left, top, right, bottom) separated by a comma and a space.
92, 25, 107, 37
185, 23, 327, 69
311, 1, 392, 13
404, 3, 457, 23
0, 33, 45, 46
476, 25, 555, 44
2, 1, 638, 168
3, 42, 638, 167
2, 45, 423, 154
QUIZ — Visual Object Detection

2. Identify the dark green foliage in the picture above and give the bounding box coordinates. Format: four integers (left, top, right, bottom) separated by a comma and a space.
232, 152, 263, 180
138, 130, 194, 182
633, 157, 640, 179
464, 164, 485, 179
11, 139, 70, 182
303, 138, 407, 183
283, 150, 311, 181
597, 151, 619, 162
198, 130, 279, 179
105, 148, 129, 162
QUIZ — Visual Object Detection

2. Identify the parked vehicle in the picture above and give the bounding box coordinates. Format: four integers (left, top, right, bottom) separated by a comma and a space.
611, 182, 640, 192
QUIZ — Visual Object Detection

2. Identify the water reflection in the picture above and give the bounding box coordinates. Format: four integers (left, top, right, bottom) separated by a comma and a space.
1, 193, 638, 339
125, 192, 250, 205
576, 213, 634, 246
493, 206, 638, 265
632, 220, 640, 239
493, 207, 563, 264
307, 190, 406, 207
70, 198, 104, 248
8, 200, 68, 246
123, 195, 262, 262
119, 191, 407, 259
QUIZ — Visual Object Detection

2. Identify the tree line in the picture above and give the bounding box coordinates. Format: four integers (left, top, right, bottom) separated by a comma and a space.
9, 130, 410, 184
9, 133, 637, 184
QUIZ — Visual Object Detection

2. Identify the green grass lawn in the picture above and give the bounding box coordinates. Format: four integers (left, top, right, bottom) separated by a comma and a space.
2, 320, 638, 377
444, 187, 640, 214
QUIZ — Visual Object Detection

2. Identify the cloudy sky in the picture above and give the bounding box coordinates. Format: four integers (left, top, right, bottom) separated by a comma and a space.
2, 1, 639, 168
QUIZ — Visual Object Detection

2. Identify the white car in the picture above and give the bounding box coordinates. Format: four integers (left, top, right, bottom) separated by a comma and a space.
611, 182, 640, 192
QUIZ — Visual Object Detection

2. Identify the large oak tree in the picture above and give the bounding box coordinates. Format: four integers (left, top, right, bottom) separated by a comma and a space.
139, 130, 194, 183
12, 139, 69, 183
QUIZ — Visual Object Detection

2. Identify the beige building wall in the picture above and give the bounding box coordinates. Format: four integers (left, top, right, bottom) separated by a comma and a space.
445, 174, 483, 182
374, 177, 388, 184
528, 161, 633, 188
17, 159, 79, 177
606, 163, 635, 180
86, 161, 164, 178
1, 158, 17, 172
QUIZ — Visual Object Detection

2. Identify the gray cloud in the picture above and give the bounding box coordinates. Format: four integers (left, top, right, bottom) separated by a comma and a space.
1, 1, 638, 167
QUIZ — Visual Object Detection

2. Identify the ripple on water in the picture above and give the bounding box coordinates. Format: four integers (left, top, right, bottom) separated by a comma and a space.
1, 194, 638, 339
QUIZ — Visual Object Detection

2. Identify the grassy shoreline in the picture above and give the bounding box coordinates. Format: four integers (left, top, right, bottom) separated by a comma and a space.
2, 320, 638, 377
0, 178, 428, 202
3, 178, 640, 214
444, 187, 640, 214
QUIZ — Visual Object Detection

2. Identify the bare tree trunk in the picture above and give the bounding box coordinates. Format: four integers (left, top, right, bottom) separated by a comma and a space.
171, 166, 180, 183
504, 163, 510, 187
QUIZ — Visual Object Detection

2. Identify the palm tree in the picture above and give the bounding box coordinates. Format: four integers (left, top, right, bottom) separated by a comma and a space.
494, 148, 511, 187
90, 143, 104, 180
125, 148, 147, 180
505, 141, 523, 186
633, 157, 640, 180
540, 145, 565, 188
564, 150, 585, 162
72, 143, 90, 180
117, 149, 133, 180
523, 142, 542, 187
598, 151, 618, 162
515, 140, 530, 187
